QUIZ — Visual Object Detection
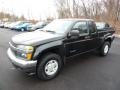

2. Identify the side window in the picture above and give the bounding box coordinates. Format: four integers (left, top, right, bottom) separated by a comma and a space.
72, 21, 89, 35
89, 21, 96, 33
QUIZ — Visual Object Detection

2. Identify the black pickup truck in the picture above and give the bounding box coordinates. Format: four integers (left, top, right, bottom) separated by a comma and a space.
7, 19, 115, 80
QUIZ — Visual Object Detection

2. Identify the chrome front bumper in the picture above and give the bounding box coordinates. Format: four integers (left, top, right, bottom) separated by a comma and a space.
7, 48, 37, 72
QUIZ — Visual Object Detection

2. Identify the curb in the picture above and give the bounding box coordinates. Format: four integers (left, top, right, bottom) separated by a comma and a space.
115, 34, 120, 38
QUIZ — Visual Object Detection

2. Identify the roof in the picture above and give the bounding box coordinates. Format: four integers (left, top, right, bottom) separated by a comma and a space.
57, 18, 94, 22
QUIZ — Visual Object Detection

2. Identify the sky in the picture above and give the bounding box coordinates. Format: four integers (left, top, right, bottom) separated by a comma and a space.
0, 0, 57, 20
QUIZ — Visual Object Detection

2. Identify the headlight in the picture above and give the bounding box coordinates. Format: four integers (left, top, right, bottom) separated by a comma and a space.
16, 45, 34, 60
17, 45, 34, 53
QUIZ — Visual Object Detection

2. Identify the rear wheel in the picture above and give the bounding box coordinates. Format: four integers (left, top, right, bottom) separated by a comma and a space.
99, 42, 110, 56
37, 53, 63, 80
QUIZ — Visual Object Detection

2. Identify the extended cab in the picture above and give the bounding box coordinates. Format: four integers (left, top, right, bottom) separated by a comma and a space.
7, 19, 115, 80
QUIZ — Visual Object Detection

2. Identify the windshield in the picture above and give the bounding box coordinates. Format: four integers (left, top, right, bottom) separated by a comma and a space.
16, 22, 25, 26
42, 19, 73, 34
96, 22, 105, 29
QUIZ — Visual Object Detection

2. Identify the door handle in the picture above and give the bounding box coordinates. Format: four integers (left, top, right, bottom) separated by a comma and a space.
85, 36, 90, 39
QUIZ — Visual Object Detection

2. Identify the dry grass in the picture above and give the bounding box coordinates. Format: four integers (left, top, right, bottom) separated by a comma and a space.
116, 29, 120, 34
107, 21, 120, 34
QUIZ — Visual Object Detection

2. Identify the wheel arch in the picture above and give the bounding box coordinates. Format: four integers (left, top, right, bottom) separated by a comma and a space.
34, 40, 66, 65
105, 37, 112, 45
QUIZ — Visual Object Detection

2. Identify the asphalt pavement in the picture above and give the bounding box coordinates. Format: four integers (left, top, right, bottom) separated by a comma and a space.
0, 28, 120, 90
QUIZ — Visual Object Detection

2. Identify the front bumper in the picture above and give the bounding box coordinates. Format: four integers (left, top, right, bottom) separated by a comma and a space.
7, 48, 37, 72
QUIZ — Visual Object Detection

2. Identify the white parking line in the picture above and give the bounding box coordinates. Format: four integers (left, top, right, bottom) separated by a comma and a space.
28, 73, 35, 76
9, 67, 15, 70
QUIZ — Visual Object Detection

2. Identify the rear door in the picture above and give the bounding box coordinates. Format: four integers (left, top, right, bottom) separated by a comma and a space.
87, 21, 100, 50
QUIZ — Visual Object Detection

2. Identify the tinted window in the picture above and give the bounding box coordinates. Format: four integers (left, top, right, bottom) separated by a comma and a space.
72, 21, 89, 35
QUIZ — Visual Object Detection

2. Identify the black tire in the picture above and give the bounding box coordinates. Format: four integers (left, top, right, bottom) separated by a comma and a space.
37, 53, 63, 80
99, 42, 110, 56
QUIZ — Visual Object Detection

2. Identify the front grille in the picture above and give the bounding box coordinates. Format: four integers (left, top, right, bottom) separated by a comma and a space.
9, 42, 17, 54
9, 42, 24, 59
11, 41, 17, 47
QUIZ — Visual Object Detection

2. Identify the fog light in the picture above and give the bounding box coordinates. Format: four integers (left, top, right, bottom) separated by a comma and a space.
27, 53, 32, 60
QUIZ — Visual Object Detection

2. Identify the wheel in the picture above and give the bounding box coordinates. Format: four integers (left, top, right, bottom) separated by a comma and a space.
21, 28, 24, 32
99, 42, 110, 56
37, 53, 63, 80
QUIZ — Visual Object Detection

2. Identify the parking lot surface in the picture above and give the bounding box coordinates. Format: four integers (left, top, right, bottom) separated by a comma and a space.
0, 28, 120, 90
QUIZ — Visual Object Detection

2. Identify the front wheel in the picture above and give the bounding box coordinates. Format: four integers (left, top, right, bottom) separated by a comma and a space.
99, 42, 110, 56
37, 53, 63, 80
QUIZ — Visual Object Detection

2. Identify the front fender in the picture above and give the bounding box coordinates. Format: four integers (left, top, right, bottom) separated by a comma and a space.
33, 40, 63, 59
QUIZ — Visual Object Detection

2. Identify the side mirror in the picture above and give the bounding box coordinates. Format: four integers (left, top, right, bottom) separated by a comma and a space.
69, 30, 79, 37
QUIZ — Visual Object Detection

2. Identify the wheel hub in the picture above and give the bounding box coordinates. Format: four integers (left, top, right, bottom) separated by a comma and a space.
104, 45, 109, 54
45, 60, 58, 76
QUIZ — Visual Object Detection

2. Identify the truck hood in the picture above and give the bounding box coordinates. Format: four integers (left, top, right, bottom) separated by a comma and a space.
12, 31, 64, 46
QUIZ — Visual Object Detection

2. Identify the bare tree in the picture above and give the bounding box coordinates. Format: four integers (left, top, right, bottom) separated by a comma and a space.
56, 0, 72, 18
80, 0, 89, 18
56, 0, 120, 25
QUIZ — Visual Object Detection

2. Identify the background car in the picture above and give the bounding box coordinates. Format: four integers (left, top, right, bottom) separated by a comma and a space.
13, 22, 33, 31
4, 22, 12, 28
11, 22, 25, 30
9, 21, 23, 29
29, 22, 49, 31
0, 22, 5, 28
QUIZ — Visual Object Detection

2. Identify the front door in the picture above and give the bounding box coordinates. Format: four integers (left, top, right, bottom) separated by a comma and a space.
64, 21, 90, 57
